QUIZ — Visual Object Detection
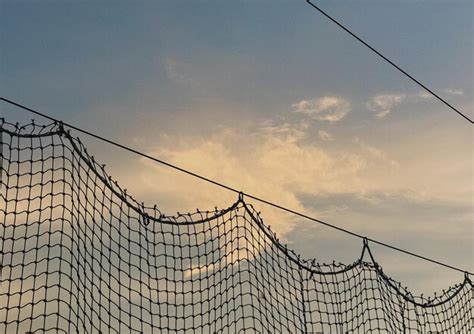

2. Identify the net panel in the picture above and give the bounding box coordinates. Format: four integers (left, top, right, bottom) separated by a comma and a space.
0, 120, 472, 333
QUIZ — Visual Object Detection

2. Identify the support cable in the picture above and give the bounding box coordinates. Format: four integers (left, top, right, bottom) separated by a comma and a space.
305, 0, 473, 124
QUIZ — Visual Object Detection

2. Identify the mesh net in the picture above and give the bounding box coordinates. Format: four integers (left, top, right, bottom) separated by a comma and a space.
0, 119, 472, 333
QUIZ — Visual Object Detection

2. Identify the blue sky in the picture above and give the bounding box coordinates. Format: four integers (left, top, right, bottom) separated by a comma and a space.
1, 0, 472, 294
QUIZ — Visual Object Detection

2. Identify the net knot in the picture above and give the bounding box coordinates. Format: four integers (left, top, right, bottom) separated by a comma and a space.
56, 121, 65, 134
363, 237, 369, 247
465, 272, 470, 281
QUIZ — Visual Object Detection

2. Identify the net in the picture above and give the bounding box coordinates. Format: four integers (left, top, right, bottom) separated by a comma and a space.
0, 119, 472, 333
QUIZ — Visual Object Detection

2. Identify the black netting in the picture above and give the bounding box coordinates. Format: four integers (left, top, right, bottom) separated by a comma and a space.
0, 119, 472, 333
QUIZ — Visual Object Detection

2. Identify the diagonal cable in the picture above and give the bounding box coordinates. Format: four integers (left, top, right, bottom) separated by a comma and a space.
306, 0, 472, 124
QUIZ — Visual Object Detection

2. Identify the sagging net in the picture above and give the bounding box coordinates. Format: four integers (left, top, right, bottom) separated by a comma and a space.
0, 119, 472, 333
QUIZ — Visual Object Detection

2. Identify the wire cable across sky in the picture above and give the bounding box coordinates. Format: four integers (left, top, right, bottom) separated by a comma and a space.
1, 96, 471, 275
305, 0, 473, 124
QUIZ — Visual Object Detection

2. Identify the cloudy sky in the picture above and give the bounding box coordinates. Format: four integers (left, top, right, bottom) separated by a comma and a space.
1, 0, 472, 295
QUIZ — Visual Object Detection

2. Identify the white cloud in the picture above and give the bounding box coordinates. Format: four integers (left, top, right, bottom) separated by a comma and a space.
367, 94, 406, 118
116, 118, 420, 244
374, 109, 391, 118
353, 137, 399, 168
318, 130, 333, 141
415, 91, 433, 100
291, 96, 350, 122
367, 89, 465, 118
259, 120, 309, 143
123, 124, 369, 240
444, 88, 463, 96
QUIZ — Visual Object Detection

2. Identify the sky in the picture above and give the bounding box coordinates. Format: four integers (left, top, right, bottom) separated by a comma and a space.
1, 0, 472, 296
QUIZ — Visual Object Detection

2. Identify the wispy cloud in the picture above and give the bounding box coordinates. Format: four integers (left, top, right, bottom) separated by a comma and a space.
291, 96, 350, 122
353, 137, 399, 168
443, 88, 463, 96
415, 91, 433, 100
366, 94, 406, 118
259, 119, 309, 143
318, 130, 333, 141
367, 88, 465, 119
122, 116, 419, 241
128, 123, 367, 239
